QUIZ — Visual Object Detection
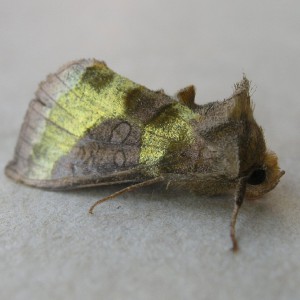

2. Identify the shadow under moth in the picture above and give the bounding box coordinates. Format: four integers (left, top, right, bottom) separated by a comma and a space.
5, 59, 285, 251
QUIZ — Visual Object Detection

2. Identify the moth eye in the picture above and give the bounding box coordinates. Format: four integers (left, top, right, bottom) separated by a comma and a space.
247, 169, 266, 185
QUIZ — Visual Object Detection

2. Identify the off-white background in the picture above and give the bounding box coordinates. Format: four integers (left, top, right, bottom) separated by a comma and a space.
1, 1, 299, 300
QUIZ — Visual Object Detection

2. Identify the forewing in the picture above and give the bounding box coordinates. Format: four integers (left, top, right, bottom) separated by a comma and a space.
5, 59, 175, 189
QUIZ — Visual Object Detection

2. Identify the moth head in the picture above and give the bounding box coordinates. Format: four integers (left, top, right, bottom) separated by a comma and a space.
245, 150, 285, 199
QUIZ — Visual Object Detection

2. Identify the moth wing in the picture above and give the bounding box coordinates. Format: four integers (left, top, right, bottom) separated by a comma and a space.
5, 59, 175, 189
5, 117, 148, 189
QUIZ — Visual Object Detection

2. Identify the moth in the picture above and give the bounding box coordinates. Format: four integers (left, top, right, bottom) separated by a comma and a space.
5, 59, 285, 251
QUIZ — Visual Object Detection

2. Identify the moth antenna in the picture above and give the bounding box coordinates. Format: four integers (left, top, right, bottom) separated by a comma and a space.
89, 177, 164, 214
230, 177, 247, 252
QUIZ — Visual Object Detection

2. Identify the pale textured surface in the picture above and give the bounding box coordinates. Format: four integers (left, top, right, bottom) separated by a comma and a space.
0, 1, 299, 300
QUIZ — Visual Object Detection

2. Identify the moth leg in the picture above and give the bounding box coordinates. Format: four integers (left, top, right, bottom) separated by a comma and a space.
89, 177, 164, 214
176, 85, 196, 109
230, 177, 247, 252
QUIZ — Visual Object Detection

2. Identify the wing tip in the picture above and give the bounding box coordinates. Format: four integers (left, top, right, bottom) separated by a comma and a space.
5, 160, 23, 184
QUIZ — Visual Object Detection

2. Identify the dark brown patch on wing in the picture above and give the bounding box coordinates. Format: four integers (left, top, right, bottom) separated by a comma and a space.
52, 119, 142, 179
81, 64, 114, 93
125, 87, 174, 123
110, 122, 131, 143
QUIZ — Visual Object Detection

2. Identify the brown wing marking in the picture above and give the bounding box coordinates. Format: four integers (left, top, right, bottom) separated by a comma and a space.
125, 87, 174, 123
51, 119, 142, 184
